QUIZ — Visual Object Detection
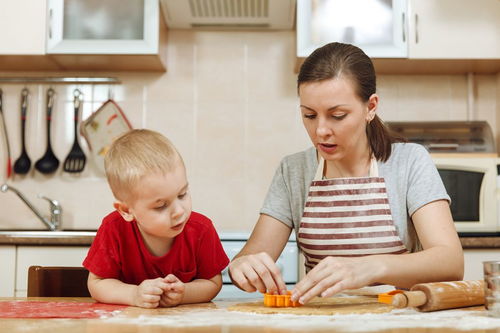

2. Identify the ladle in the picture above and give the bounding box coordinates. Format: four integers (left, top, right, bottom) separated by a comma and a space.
13, 88, 31, 175
35, 88, 59, 174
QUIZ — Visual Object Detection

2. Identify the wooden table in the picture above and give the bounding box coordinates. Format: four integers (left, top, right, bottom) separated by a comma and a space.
1, 297, 500, 333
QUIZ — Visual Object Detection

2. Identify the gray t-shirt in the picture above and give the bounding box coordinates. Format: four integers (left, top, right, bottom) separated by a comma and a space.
260, 142, 450, 253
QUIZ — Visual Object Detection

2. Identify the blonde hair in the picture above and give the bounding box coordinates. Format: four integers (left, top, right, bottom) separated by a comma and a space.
104, 129, 182, 201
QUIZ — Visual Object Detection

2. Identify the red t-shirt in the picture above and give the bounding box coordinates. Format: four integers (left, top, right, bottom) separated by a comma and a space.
83, 210, 229, 285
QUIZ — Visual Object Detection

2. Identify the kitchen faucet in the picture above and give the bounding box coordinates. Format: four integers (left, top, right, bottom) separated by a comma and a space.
1, 183, 62, 231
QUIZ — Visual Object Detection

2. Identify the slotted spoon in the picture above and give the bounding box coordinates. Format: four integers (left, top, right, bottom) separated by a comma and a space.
63, 89, 86, 173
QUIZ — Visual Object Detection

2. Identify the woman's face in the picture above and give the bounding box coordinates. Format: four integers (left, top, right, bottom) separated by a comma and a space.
298, 77, 377, 162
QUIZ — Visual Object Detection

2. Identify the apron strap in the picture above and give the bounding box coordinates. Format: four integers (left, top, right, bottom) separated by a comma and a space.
369, 156, 379, 177
314, 156, 326, 180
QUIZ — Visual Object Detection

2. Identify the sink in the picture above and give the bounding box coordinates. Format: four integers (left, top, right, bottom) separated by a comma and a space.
0, 230, 96, 237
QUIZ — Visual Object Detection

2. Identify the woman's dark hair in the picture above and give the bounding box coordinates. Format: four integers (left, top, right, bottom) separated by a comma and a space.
297, 42, 405, 162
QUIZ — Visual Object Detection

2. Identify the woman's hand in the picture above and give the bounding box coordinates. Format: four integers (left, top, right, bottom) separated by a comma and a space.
291, 256, 383, 304
159, 274, 185, 307
133, 277, 169, 308
229, 252, 288, 295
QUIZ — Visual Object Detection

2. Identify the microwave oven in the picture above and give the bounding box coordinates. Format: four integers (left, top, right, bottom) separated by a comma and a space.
431, 154, 500, 235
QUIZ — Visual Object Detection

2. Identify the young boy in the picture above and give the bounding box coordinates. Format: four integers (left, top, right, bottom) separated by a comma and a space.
83, 129, 229, 308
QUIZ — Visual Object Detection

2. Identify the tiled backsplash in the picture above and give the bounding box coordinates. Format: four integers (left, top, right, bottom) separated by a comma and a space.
0, 31, 498, 232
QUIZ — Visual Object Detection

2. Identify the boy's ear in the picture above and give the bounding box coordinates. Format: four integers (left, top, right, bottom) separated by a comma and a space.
114, 201, 134, 222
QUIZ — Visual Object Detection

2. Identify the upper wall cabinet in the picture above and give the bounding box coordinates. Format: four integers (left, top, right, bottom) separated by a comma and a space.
296, 0, 500, 74
0, 0, 167, 71
297, 0, 408, 58
0, 0, 47, 55
47, 0, 159, 54
408, 0, 500, 59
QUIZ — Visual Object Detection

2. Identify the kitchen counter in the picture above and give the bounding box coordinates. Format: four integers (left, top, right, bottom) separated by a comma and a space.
460, 237, 500, 249
0, 231, 95, 245
0, 231, 499, 248
1, 297, 500, 333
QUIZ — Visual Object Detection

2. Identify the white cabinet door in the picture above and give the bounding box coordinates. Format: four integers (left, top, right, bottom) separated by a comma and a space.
464, 249, 500, 281
296, 0, 408, 58
0, 246, 16, 297
16, 246, 89, 297
408, 0, 500, 59
46, 0, 159, 54
0, 0, 47, 55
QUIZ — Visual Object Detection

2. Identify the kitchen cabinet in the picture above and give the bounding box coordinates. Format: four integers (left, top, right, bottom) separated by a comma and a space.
5, 246, 89, 297
297, 0, 408, 58
0, 246, 16, 297
296, 0, 500, 74
0, 0, 167, 71
0, 0, 61, 71
47, 0, 159, 55
408, 0, 500, 59
0, 0, 47, 55
463, 249, 500, 281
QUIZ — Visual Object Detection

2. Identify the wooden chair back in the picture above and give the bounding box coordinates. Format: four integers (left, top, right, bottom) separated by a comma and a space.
27, 266, 91, 297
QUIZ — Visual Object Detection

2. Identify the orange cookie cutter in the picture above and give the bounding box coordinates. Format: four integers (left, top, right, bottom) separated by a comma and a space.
263, 291, 301, 307
377, 289, 404, 304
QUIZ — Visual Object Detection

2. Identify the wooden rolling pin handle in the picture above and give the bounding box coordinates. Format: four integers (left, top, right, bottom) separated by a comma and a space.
390, 281, 484, 312
412, 280, 485, 312
392, 291, 427, 308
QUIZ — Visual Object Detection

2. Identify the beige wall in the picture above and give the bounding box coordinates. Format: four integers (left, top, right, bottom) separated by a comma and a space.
0, 30, 498, 232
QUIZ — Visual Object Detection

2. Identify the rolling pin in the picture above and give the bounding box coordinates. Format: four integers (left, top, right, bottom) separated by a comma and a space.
391, 280, 485, 312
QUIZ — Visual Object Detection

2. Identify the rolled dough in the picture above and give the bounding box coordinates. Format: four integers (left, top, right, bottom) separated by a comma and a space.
227, 296, 393, 315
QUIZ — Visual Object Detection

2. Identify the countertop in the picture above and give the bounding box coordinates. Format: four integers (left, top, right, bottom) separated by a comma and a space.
0, 231, 499, 248
0, 231, 96, 245
1, 297, 500, 333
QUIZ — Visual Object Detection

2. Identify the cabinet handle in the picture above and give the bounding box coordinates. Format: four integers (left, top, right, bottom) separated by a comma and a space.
402, 13, 406, 42
48, 8, 53, 39
415, 14, 419, 44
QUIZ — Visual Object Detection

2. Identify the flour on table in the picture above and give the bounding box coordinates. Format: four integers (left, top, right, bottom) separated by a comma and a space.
103, 308, 500, 332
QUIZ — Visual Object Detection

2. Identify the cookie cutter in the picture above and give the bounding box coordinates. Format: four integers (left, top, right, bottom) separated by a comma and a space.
263, 291, 301, 307
377, 290, 404, 305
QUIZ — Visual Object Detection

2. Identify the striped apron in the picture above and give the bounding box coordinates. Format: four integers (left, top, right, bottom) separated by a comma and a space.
298, 157, 407, 272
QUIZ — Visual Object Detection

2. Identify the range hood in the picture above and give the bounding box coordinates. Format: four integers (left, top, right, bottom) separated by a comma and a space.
160, 0, 296, 29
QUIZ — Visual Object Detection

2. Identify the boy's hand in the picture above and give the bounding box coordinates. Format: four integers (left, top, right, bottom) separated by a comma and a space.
159, 274, 185, 307
133, 278, 169, 308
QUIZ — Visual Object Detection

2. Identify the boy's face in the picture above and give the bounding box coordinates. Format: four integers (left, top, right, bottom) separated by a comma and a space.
116, 160, 192, 240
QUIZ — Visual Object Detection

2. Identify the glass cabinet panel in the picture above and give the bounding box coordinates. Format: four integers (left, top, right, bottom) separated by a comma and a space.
297, 0, 408, 58
62, 0, 144, 40
47, 0, 158, 54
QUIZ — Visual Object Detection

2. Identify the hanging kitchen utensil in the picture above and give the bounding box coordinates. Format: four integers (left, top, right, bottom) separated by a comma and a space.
80, 99, 132, 174
35, 88, 59, 174
63, 89, 86, 173
0, 89, 12, 179
13, 88, 31, 175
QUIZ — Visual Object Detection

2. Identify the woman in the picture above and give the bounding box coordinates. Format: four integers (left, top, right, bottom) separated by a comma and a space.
228, 42, 463, 305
